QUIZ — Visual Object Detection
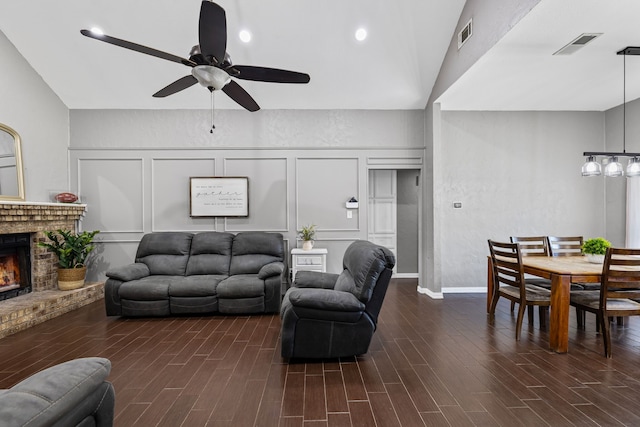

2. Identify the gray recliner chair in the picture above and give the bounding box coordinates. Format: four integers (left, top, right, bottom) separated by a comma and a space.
0, 357, 115, 427
280, 240, 395, 359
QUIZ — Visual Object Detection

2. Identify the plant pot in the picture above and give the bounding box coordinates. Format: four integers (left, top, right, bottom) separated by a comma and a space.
586, 254, 605, 264
302, 240, 314, 251
57, 266, 86, 290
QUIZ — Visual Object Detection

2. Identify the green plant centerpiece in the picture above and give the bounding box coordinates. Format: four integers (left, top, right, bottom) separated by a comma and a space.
582, 237, 611, 263
298, 224, 316, 251
39, 229, 100, 290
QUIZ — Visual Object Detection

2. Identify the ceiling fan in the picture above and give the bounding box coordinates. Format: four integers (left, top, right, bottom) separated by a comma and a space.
80, 0, 310, 112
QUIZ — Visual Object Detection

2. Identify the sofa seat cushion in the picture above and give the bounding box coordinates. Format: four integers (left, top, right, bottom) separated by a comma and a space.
119, 276, 180, 300
169, 275, 227, 297
217, 275, 264, 298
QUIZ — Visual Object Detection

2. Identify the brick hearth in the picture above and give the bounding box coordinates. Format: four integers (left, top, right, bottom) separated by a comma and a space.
0, 201, 104, 338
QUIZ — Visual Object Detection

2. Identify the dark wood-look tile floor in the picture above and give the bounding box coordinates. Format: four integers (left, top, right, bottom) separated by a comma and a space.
2, 279, 640, 426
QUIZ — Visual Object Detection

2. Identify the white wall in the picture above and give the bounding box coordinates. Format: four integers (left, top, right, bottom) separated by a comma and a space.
0, 30, 69, 201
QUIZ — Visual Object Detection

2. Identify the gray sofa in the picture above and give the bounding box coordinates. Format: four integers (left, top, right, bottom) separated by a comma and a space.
0, 357, 114, 427
105, 231, 286, 317
280, 240, 395, 359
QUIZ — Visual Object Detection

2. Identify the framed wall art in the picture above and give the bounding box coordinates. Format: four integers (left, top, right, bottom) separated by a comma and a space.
189, 176, 249, 217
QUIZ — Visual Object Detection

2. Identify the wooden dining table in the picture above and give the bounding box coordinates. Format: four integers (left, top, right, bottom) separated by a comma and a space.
486, 255, 603, 353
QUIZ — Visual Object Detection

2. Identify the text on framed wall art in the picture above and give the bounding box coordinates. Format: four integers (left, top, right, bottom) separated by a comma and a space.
189, 176, 249, 217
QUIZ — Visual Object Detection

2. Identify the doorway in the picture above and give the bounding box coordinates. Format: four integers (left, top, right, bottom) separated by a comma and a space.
368, 169, 420, 277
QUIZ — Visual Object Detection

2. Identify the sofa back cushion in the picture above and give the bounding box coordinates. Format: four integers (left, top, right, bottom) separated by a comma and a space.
186, 232, 234, 275
334, 240, 396, 302
230, 232, 284, 275
136, 232, 193, 276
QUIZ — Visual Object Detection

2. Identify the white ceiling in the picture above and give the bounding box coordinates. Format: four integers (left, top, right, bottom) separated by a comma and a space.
0, 0, 466, 110
439, 0, 640, 111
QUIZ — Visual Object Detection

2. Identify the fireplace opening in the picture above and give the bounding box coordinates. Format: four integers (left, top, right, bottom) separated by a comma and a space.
0, 233, 31, 301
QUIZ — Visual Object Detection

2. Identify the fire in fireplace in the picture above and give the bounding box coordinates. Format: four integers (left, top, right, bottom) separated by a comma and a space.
0, 233, 31, 300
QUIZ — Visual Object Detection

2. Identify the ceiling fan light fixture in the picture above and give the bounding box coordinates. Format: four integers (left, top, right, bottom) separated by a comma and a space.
192, 65, 231, 91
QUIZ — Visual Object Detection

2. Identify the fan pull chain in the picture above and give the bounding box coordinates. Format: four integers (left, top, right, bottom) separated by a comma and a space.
210, 89, 215, 133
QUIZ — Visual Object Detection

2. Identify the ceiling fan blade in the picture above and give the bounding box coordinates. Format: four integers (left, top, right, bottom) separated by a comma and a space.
232, 65, 310, 83
153, 75, 198, 97
222, 80, 260, 112
80, 30, 196, 67
199, 1, 227, 64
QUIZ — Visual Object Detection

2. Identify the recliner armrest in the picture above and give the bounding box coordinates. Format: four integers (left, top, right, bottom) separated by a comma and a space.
258, 261, 285, 279
0, 357, 113, 426
288, 288, 365, 312
106, 263, 150, 281
294, 271, 340, 289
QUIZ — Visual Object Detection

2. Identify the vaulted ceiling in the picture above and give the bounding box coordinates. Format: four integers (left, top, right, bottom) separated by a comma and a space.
0, 0, 465, 110
3, 1, 639, 113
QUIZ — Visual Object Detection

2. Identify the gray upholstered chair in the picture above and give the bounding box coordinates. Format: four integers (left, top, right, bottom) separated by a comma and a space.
0, 357, 115, 426
280, 240, 395, 359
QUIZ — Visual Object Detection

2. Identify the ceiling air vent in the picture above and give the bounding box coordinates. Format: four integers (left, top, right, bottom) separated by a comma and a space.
457, 19, 472, 50
553, 33, 602, 55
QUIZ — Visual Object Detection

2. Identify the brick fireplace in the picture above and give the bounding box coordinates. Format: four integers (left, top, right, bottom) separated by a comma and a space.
0, 202, 104, 338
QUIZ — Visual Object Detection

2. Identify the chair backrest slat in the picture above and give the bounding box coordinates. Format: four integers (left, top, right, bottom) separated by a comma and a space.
510, 236, 549, 257
488, 239, 526, 297
547, 236, 583, 257
602, 247, 640, 299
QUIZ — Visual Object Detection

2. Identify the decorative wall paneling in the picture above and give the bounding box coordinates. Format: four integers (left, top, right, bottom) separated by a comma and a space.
69, 148, 423, 281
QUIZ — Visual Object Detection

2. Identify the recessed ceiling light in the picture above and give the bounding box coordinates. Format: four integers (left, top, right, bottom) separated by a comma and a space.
239, 30, 252, 43
90, 27, 104, 35
355, 28, 367, 42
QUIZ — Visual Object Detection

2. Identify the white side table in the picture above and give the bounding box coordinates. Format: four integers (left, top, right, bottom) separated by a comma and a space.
291, 248, 328, 282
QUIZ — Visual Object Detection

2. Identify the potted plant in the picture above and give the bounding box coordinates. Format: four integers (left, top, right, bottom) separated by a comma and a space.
582, 237, 611, 263
298, 224, 317, 251
38, 229, 100, 290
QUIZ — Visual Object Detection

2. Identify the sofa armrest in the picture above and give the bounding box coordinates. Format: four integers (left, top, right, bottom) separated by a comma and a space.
106, 263, 150, 281
294, 271, 339, 289
0, 357, 113, 427
288, 288, 365, 312
258, 261, 285, 279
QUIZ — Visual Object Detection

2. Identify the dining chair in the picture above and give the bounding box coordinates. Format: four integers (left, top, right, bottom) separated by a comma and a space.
510, 236, 553, 289
569, 247, 640, 358
488, 240, 551, 340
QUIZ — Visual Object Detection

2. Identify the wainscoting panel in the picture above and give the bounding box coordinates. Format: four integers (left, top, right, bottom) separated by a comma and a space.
296, 157, 359, 232
151, 158, 216, 232
77, 158, 144, 233
223, 157, 288, 232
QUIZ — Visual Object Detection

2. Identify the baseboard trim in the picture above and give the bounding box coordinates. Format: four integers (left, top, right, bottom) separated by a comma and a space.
417, 286, 443, 299
442, 286, 487, 294
394, 273, 419, 279
417, 285, 487, 299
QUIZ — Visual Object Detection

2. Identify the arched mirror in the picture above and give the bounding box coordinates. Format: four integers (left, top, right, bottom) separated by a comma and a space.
0, 123, 25, 201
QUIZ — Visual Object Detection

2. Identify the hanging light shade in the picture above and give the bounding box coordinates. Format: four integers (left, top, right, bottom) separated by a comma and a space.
627, 157, 640, 177
581, 47, 640, 177
581, 156, 602, 176
604, 156, 624, 177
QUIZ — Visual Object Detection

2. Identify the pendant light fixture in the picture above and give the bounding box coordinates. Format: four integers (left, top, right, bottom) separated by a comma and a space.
582, 46, 640, 178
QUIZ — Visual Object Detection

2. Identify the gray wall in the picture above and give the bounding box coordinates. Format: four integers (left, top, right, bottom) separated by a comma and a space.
422, 0, 543, 295
0, 30, 69, 201
437, 110, 606, 291
397, 169, 420, 274
69, 109, 425, 281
